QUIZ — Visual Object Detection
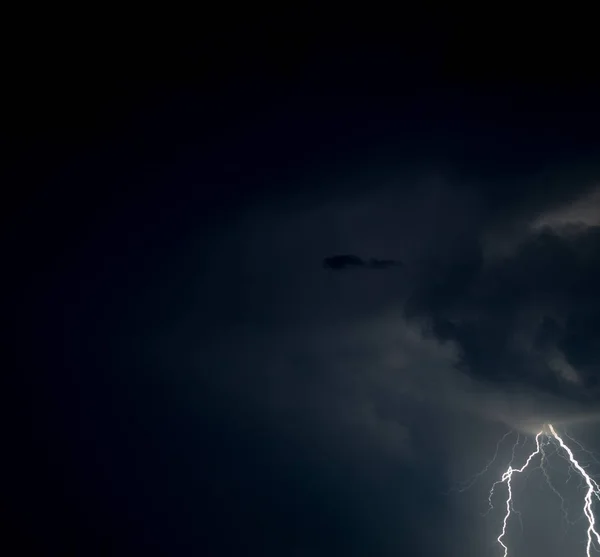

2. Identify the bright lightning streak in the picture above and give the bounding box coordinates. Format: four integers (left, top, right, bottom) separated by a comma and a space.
454, 423, 600, 556
476, 424, 600, 557
539, 438, 574, 528
495, 431, 544, 557
548, 424, 600, 557
563, 429, 600, 468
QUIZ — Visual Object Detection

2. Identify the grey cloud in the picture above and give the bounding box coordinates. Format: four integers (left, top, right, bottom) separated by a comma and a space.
405, 219, 600, 408
190, 170, 600, 424
147, 163, 600, 557
532, 185, 600, 230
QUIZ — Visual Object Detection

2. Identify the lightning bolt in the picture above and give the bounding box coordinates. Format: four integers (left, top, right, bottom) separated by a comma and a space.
563, 428, 600, 469
548, 424, 600, 557
454, 423, 600, 556
494, 431, 544, 557
539, 436, 574, 529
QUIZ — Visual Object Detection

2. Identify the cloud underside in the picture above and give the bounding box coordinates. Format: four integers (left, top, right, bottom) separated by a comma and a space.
407, 221, 600, 406
146, 167, 600, 556
175, 176, 600, 446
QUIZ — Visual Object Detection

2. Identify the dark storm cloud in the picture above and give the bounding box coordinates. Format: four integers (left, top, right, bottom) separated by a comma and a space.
24, 162, 600, 557
55, 157, 599, 557
144, 166, 581, 555
185, 166, 600, 424
17, 76, 600, 556
404, 185, 600, 407
323, 254, 403, 270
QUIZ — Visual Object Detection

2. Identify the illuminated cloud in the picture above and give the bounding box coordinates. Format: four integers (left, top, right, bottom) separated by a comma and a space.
532, 186, 600, 231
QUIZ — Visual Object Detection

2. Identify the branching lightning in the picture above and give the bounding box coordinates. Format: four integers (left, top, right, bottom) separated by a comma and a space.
548, 425, 600, 557
456, 423, 600, 556
495, 431, 543, 557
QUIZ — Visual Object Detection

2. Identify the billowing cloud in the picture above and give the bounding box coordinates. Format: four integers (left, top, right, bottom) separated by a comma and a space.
532, 185, 600, 231
151, 170, 598, 556
406, 220, 600, 406
22, 108, 599, 556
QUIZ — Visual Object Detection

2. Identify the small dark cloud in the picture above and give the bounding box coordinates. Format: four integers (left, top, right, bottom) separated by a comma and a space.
323, 254, 366, 269
323, 254, 403, 270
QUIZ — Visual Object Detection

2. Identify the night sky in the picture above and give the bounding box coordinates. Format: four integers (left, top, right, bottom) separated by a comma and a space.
7, 22, 600, 556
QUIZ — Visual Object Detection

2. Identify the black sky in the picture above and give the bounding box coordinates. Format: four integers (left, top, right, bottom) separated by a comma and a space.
7, 18, 600, 556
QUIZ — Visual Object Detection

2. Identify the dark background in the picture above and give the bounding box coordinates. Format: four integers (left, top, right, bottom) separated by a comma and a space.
7, 15, 600, 556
